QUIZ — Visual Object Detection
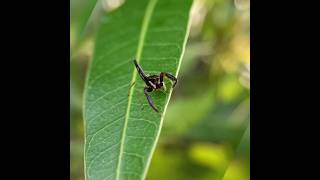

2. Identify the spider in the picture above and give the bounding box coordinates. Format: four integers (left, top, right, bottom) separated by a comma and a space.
133, 59, 177, 112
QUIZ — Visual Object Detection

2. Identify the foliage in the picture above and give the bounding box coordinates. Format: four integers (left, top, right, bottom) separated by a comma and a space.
71, 0, 250, 179
83, 0, 192, 179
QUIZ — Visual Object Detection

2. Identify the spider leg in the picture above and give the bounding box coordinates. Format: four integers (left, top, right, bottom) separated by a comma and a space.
133, 59, 153, 87
144, 86, 159, 112
160, 72, 177, 88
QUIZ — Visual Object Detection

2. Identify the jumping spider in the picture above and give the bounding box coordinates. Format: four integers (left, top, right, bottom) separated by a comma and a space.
133, 59, 177, 112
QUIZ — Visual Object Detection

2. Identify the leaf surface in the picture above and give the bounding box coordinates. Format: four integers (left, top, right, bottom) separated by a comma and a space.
84, 0, 193, 179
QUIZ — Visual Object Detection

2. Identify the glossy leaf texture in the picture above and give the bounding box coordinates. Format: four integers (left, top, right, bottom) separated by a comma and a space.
83, 0, 193, 179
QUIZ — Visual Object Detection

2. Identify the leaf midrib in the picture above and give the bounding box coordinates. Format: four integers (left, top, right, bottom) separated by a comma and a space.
115, 0, 159, 179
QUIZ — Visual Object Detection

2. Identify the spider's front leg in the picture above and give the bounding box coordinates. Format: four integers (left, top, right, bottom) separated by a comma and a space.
133, 59, 153, 87
144, 86, 159, 112
160, 72, 178, 88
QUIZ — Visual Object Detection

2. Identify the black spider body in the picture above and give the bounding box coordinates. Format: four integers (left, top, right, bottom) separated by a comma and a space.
133, 59, 177, 112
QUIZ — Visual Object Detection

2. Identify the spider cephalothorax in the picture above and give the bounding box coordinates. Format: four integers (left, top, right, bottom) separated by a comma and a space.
133, 59, 177, 112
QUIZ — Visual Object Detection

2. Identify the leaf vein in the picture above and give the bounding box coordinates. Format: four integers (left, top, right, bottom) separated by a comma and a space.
115, 0, 159, 179
87, 83, 129, 112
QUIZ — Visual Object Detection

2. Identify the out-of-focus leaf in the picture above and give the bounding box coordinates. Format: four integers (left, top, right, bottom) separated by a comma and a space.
147, 147, 215, 180
187, 98, 250, 147
71, 141, 85, 180
222, 160, 249, 180
71, 0, 98, 49
83, 0, 193, 179
179, 42, 213, 75
221, 124, 250, 180
189, 143, 231, 171
162, 89, 215, 137
217, 75, 245, 102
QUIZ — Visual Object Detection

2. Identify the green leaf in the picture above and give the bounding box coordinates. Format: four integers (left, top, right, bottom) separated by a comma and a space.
83, 0, 193, 179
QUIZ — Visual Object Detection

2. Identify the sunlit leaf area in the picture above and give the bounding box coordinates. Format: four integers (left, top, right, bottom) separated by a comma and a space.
71, 0, 250, 179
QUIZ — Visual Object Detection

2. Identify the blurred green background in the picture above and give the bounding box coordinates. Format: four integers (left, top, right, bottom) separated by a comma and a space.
71, 0, 250, 179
